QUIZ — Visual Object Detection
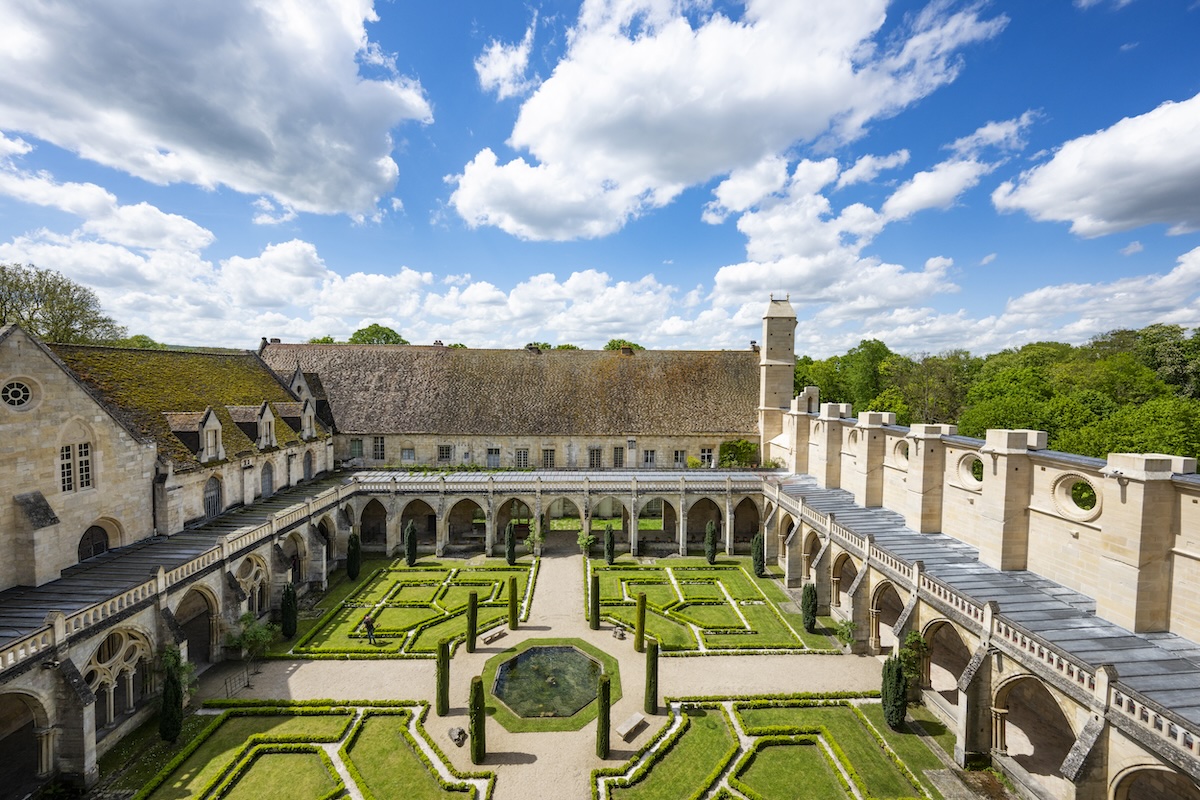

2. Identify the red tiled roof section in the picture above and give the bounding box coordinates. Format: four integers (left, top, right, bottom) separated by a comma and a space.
261, 344, 760, 436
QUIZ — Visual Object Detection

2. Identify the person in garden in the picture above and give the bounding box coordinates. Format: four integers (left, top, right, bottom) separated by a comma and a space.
363, 614, 377, 645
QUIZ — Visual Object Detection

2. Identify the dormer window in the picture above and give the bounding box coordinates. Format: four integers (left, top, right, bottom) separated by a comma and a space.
256, 402, 277, 449
197, 407, 225, 463
301, 402, 316, 440
204, 428, 219, 461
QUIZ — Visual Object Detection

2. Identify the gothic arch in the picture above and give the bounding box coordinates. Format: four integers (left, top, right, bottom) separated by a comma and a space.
236, 555, 270, 617
315, 515, 336, 565
260, 461, 275, 498
922, 618, 972, 707
359, 498, 387, 548
399, 498, 436, 548
686, 497, 722, 546
446, 498, 486, 554
732, 496, 760, 550
589, 495, 630, 537
831, 551, 860, 610
1112, 764, 1200, 800
281, 529, 309, 580
174, 584, 219, 665
203, 475, 224, 519
0, 691, 52, 789
870, 580, 906, 652
82, 627, 154, 733
637, 496, 677, 548
994, 674, 1079, 792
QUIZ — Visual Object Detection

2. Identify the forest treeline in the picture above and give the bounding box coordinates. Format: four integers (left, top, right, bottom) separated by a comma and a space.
795, 325, 1200, 461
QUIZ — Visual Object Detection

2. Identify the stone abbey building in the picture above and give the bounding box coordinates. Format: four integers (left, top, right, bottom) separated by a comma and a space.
2, 298, 1199, 799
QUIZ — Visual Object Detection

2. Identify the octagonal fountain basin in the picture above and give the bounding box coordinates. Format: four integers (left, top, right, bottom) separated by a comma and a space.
492, 645, 603, 718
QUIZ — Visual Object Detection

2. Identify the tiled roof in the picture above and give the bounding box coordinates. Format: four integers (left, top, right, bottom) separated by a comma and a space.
260, 344, 760, 436
50, 345, 326, 470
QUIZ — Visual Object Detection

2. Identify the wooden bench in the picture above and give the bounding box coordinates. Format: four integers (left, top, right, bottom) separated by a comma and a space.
615, 712, 647, 741
482, 629, 506, 645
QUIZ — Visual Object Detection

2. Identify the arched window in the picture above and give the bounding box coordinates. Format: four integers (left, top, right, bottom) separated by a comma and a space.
203, 477, 223, 519
303, 450, 314, 481
78, 525, 109, 561
261, 462, 274, 498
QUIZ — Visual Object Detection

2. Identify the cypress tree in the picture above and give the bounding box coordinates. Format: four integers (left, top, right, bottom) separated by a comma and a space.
505, 520, 516, 566
883, 655, 907, 729
704, 520, 718, 565
436, 638, 451, 716
405, 520, 418, 567
281, 582, 298, 639
590, 573, 601, 630
604, 523, 615, 565
634, 592, 647, 653
596, 673, 611, 758
644, 639, 659, 715
751, 531, 765, 578
801, 583, 818, 634
158, 662, 183, 743
466, 591, 478, 653
469, 675, 486, 764
508, 575, 519, 630
347, 533, 362, 580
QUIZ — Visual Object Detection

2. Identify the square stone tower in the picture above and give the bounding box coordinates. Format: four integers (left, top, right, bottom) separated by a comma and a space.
760, 295, 797, 455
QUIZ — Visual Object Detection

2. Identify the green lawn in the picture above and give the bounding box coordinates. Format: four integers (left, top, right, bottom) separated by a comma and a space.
592, 557, 834, 652
610, 707, 736, 800
222, 750, 340, 800
287, 558, 537, 657
345, 712, 470, 799
734, 738, 850, 800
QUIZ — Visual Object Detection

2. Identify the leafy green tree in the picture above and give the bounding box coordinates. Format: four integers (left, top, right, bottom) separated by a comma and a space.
882, 655, 907, 729
0, 262, 126, 343
448, 342, 468, 348
577, 528, 595, 555
634, 592, 647, 653
603, 524, 615, 565
590, 574, 601, 630
596, 674, 611, 758
704, 520, 718, 565
841, 338, 893, 409
157, 645, 194, 742
227, 612, 279, 674
508, 575, 519, 630
525, 341, 551, 350
718, 439, 758, 467
801, 583, 817, 633
897, 631, 929, 698
524, 521, 544, 556
469, 675, 486, 764
504, 520, 516, 566
603, 338, 645, 351
348, 323, 408, 344
554, 343, 581, 350
307, 335, 337, 343
115, 333, 167, 349
347, 533, 362, 580
866, 386, 912, 425
281, 582, 298, 639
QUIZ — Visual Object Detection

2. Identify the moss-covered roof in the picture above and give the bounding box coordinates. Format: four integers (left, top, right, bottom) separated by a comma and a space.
260, 344, 759, 436
50, 344, 326, 469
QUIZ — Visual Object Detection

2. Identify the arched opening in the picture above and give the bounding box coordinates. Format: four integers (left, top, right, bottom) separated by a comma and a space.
589, 496, 630, 543
84, 629, 153, 736
496, 498, 534, 540
302, 450, 313, 481
317, 518, 334, 567
543, 498, 583, 554
803, 531, 821, 582
776, 513, 796, 560
236, 557, 270, 617
686, 498, 722, 552
732, 498, 760, 552
447, 499, 486, 555
0, 693, 48, 794
175, 588, 216, 665
872, 582, 904, 653
637, 497, 677, 552
359, 499, 387, 549
996, 677, 1076, 796
925, 621, 971, 708
833, 553, 858, 610
280, 531, 307, 583
1115, 767, 1200, 800
78, 525, 109, 562
203, 476, 223, 519
400, 500, 436, 552
261, 462, 274, 498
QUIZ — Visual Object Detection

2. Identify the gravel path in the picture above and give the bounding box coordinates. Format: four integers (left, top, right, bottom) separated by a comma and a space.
196, 549, 881, 800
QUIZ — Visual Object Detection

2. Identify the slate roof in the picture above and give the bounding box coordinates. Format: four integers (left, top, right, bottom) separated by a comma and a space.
777, 474, 1200, 727
260, 344, 760, 436
50, 345, 327, 470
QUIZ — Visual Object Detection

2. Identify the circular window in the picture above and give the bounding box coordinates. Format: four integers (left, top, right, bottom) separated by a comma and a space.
1052, 474, 1102, 522
958, 454, 984, 490
2, 380, 32, 408
848, 430, 859, 445
894, 440, 910, 467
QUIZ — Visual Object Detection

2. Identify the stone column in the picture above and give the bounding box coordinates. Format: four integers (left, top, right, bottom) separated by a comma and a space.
122, 671, 135, 714
35, 728, 55, 777
678, 503, 688, 557
629, 487, 639, 557
831, 576, 842, 607
868, 608, 881, 652
991, 707, 1008, 755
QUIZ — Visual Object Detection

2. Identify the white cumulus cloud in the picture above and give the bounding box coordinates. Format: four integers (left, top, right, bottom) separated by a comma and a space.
476, 12, 539, 100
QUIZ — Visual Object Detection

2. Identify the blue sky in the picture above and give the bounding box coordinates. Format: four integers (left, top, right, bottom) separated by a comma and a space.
1, 0, 1199, 356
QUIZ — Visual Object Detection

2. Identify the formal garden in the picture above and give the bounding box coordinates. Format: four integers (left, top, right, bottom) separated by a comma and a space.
588, 556, 836, 653
271, 556, 538, 658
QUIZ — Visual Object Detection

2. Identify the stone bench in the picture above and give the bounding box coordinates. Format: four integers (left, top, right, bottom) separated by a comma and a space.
616, 712, 646, 741
482, 629, 506, 645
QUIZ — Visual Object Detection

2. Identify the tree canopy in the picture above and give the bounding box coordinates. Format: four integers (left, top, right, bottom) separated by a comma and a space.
348, 324, 408, 345
308, 335, 337, 344
1, 262, 126, 343
603, 338, 644, 351
799, 324, 1200, 460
